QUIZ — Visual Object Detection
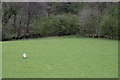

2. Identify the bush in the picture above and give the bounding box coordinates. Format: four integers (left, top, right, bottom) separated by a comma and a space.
99, 6, 118, 39
30, 14, 79, 37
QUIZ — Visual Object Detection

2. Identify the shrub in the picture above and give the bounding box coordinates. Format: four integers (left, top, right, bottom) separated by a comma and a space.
30, 14, 79, 37
99, 5, 118, 39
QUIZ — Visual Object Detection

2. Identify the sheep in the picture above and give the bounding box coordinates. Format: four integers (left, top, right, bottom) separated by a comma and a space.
23, 53, 27, 59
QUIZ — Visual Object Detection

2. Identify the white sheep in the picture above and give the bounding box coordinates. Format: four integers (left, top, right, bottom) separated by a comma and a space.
23, 53, 27, 59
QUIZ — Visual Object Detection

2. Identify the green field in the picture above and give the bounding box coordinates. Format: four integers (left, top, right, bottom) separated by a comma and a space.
0, 42, 2, 79
2, 37, 118, 78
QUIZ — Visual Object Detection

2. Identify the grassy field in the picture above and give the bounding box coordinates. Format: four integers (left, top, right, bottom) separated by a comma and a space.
2, 37, 118, 78
0, 42, 1, 79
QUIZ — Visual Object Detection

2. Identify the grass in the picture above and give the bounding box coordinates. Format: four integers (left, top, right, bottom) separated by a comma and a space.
0, 42, 1, 79
2, 36, 118, 78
